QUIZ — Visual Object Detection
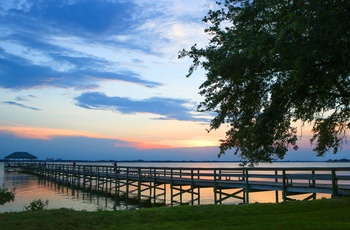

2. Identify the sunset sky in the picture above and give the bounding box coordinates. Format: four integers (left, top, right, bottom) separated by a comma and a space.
0, 0, 348, 162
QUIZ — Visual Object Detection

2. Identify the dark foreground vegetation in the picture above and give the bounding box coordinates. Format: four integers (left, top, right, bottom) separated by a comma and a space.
1, 198, 350, 230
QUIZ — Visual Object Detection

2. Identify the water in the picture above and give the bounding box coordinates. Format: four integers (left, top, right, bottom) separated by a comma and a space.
1, 161, 349, 213
0, 163, 121, 213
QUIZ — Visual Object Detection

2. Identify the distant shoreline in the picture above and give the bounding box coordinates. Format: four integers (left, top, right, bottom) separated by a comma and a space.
0, 159, 337, 163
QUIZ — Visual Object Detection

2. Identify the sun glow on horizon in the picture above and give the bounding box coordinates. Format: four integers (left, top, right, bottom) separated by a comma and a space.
129, 139, 221, 149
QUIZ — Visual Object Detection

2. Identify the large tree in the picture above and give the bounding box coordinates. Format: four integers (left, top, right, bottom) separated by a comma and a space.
179, 0, 350, 165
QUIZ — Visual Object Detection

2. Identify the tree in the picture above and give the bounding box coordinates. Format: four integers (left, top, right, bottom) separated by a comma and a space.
179, 0, 350, 165
0, 184, 15, 205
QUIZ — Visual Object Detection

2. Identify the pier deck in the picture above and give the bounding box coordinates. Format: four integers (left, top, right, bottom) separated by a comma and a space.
10, 163, 350, 205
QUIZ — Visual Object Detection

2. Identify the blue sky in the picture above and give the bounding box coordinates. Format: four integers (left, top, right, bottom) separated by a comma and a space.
0, 0, 347, 161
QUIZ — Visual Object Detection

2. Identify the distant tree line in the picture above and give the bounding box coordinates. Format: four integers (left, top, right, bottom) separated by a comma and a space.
327, 159, 350, 162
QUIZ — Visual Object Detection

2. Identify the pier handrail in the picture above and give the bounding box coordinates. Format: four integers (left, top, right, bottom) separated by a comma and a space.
18, 162, 350, 180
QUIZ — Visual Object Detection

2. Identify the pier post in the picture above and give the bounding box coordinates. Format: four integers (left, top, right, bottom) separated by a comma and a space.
115, 167, 120, 197
197, 169, 200, 205
83, 166, 86, 191
282, 170, 287, 202
54, 164, 57, 182
126, 167, 129, 204
244, 169, 249, 203
153, 168, 156, 204
311, 170, 316, 200
89, 166, 92, 191
138, 168, 141, 204
191, 169, 194, 205
214, 169, 217, 204
275, 170, 279, 203
170, 168, 174, 206
331, 169, 338, 197
179, 169, 183, 204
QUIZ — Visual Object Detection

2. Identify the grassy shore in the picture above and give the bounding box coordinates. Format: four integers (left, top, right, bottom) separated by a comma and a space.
1, 198, 350, 230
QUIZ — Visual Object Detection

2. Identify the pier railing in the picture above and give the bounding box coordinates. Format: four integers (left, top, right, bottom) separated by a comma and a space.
14, 163, 350, 205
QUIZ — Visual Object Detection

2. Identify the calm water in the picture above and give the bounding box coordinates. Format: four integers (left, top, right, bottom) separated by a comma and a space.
1, 161, 349, 213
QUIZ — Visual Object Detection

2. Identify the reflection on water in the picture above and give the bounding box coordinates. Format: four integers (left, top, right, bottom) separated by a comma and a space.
0, 162, 144, 213
1, 161, 347, 213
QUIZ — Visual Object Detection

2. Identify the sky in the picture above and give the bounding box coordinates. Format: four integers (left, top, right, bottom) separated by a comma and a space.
0, 0, 348, 162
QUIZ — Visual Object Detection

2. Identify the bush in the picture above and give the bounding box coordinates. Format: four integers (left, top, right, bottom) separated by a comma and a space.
24, 199, 49, 211
0, 184, 15, 205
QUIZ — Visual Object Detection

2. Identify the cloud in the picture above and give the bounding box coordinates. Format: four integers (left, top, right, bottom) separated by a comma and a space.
74, 92, 208, 122
0, 124, 175, 149
0, 0, 221, 161
0, 125, 117, 140
0, 0, 215, 91
37, 1, 134, 34
1, 0, 140, 35
1, 131, 341, 162
0, 0, 165, 90
0, 49, 162, 89
15, 95, 36, 101
3, 101, 40, 111
0, 132, 230, 161
0, 124, 215, 150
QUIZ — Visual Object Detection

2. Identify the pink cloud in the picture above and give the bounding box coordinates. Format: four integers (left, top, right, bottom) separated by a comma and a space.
0, 125, 116, 140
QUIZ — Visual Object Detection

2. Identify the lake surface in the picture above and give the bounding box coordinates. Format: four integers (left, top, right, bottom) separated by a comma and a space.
1, 161, 349, 213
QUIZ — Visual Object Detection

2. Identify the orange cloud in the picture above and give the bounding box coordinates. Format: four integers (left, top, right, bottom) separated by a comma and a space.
133, 142, 173, 149
0, 125, 115, 140
123, 139, 220, 150
0, 125, 179, 150
114, 140, 173, 149
0, 125, 221, 150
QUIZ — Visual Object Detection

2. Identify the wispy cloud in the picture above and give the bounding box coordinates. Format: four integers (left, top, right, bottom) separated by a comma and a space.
75, 92, 208, 122
0, 125, 174, 150
0, 125, 116, 140
0, 0, 213, 92
0, 42, 162, 89
0, 0, 165, 90
3, 101, 40, 111
15, 95, 36, 101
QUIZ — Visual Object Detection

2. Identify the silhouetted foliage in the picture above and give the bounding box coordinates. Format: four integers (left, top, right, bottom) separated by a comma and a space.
0, 184, 15, 205
180, 0, 350, 165
24, 199, 49, 211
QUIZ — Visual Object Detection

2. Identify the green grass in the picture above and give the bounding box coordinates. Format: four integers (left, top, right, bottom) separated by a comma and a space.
1, 198, 350, 230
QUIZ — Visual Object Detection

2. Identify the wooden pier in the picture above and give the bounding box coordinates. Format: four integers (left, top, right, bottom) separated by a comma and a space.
12, 163, 350, 206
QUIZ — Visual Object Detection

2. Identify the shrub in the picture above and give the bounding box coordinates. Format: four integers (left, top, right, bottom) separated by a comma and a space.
0, 184, 15, 205
24, 199, 49, 211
